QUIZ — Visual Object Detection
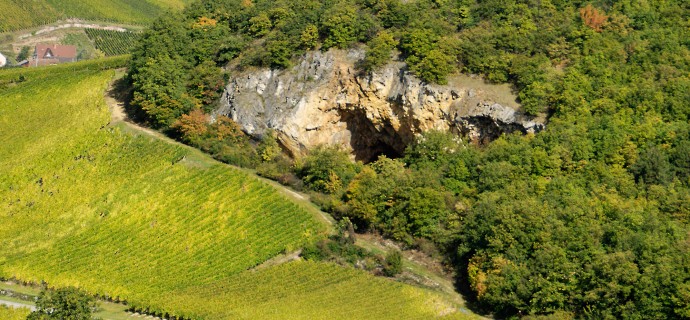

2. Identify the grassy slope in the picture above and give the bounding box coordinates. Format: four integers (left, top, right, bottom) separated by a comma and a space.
0, 305, 30, 320
0, 61, 476, 319
0, 0, 191, 32
0, 61, 323, 313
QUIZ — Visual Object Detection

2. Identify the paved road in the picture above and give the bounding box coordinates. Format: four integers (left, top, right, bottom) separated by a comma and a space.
0, 298, 36, 311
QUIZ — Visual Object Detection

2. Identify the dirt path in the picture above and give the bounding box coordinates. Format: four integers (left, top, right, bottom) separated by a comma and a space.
18, 19, 132, 40
105, 75, 184, 142
0, 298, 35, 311
103, 75, 328, 225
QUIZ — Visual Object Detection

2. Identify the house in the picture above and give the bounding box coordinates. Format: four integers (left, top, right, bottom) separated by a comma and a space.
32, 44, 77, 67
0, 53, 6, 67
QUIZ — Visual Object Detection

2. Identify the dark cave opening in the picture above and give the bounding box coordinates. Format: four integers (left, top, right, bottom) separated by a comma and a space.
337, 107, 408, 163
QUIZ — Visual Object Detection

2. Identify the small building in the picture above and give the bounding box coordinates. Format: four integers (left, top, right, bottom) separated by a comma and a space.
17, 60, 30, 67
32, 44, 77, 67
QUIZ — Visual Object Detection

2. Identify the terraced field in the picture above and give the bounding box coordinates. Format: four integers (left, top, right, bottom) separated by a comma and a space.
0, 0, 191, 32
0, 60, 475, 319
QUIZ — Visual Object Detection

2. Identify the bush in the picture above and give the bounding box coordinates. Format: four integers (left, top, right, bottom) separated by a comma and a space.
383, 250, 403, 277
298, 146, 361, 194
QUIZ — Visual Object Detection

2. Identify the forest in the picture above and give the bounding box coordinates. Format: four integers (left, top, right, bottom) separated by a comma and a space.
126, 0, 690, 318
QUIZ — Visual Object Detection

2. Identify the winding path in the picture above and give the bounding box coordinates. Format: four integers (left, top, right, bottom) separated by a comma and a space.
0, 298, 36, 311
104, 74, 334, 226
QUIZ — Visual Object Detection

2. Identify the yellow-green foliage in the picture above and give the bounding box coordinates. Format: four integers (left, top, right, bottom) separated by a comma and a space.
0, 305, 31, 320
154, 261, 477, 320
0, 0, 192, 32
0, 61, 324, 314
0, 60, 471, 319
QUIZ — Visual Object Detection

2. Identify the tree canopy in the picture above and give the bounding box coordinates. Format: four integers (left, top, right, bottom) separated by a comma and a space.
27, 287, 97, 320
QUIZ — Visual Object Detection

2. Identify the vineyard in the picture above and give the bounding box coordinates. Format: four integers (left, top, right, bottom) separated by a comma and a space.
151, 261, 478, 320
85, 29, 139, 56
0, 0, 191, 32
0, 305, 30, 320
0, 60, 471, 319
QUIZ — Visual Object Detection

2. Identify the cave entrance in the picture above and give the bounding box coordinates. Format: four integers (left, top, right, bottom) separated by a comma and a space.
367, 143, 402, 163
337, 107, 408, 163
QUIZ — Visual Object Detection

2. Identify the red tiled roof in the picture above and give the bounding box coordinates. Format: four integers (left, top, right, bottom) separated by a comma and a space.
35, 44, 77, 59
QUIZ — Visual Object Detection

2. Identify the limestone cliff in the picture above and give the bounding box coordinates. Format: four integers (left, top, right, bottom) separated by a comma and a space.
214, 49, 545, 161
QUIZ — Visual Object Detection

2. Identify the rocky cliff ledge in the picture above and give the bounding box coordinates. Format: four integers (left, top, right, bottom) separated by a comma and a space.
214, 49, 545, 161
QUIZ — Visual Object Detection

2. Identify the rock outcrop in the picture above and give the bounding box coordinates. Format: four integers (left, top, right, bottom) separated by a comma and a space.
214, 49, 544, 161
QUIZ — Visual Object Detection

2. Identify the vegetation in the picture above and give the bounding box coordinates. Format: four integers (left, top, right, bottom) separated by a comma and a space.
128, 0, 690, 319
15, 46, 29, 61
0, 305, 31, 320
0, 58, 472, 319
0, 60, 323, 317
148, 260, 475, 320
28, 287, 97, 320
84, 29, 139, 56
0, 0, 191, 32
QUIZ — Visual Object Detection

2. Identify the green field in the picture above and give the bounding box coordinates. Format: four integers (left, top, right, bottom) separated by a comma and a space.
0, 60, 473, 319
154, 261, 474, 319
0, 0, 191, 32
85, 29, 140, 56
0, 305, 31, 320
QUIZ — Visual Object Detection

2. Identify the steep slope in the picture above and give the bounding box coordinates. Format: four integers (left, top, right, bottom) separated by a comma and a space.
0, 60, 477, 319
216, 49, 543, 161
0, 59, 323, 315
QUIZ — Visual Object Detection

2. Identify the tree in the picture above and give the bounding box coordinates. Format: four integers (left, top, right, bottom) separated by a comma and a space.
187, 60, 225, 110
249, 13, 272, 36
129, 55, 195, 129
383, 249, 403, 276
362, 30, 397, 71
16, 46, 30, 61
632, 146, 672, 185
27, 287, 97, 320
300, 24, 319, 49
321, 5, 359, 49
257, 129, 282, 162
299, 146, 361, 194
579, 4, 608, 32
172, 109, 209, 145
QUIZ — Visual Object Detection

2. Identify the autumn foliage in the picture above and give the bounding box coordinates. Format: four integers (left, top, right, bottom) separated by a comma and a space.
192, 17, 218, 30
173, 109, 209, 144
580, 4, 608, 32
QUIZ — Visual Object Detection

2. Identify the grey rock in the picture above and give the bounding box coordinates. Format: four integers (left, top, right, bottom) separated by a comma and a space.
214, 49, 545, 161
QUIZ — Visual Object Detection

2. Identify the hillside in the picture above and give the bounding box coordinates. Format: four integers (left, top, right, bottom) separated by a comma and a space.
0, 0, 191, 32
127, 1, 690, 319
0, 59, 475, 319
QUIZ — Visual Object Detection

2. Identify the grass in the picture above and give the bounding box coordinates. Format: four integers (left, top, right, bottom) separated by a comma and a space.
0, 305, 31, 320
0, 282, 41, 296
0, 59, 478, 319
